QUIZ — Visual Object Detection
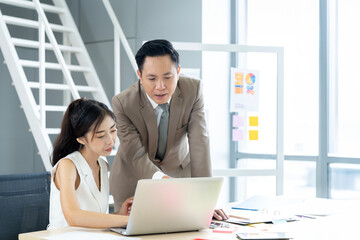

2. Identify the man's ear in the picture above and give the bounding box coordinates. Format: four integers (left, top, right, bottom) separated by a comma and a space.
177, 65, 181, 79
137, 70, 142, 84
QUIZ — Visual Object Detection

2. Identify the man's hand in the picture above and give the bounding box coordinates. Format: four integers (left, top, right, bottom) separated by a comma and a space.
213, 209, 229, 220
119, 196, 134, 216
162, 175, 172, 179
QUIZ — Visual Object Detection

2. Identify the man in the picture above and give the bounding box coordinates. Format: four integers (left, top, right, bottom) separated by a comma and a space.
110, 39, 227, 220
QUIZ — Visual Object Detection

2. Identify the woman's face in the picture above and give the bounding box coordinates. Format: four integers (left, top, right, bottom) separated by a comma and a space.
79, 115, 117, 158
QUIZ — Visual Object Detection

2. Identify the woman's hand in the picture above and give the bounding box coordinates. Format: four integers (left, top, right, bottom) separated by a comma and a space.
119, 196, 134, 216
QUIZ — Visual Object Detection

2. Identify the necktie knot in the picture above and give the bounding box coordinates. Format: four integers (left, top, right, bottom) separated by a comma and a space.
158, 103, 169, 113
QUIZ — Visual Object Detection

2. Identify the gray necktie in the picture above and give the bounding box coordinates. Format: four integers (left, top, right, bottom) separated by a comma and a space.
156, 103, 169, 160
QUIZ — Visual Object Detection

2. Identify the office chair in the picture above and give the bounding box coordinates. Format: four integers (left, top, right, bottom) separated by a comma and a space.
0, 172, 51, 240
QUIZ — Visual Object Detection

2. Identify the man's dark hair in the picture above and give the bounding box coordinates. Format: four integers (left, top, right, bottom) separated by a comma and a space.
135, 39, 180, 74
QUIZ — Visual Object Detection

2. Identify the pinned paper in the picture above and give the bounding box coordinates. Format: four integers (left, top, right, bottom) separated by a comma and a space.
249, 116, 258, 127
230, 68, 259, 112
249, 130, 258, 140
232, 129, 244, 141
233, 115, 244, 127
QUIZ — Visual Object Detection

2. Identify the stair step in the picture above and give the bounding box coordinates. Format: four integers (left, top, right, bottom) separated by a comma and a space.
12, 38, 82, 53
45, 128, 61, 134
36, 105, 67, 112
0, 0, 65, 14
3, 15, 73, 32
20, 59, 91, 72
28, 82, 98, 92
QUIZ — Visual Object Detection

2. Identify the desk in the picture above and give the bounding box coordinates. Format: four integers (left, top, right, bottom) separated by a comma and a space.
19, 227, 237, 240
19, 197, 360, 240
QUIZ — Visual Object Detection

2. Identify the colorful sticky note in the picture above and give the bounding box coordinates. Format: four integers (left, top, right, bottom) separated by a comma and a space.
249, 130, 258, 140
233, 115, 244, 127
249, 116, 258, 127
232, 129, 243, 141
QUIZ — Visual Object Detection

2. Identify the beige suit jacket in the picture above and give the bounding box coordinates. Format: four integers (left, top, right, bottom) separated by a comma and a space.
109, 75, 211, 211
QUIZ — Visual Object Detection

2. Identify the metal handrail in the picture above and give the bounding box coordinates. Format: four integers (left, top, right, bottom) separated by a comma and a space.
34, 0, 80, 100
102, 0, 138, 95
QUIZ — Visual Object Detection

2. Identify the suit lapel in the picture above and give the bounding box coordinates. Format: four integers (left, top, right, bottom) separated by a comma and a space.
139, 84, 158, 158
165, 86, 183, 159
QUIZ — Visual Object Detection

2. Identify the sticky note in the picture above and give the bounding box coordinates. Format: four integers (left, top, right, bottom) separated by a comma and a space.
232, 129, 243, 141
249, 130, 258, 140
249, 116, 258, 126
233, 115, 244, 127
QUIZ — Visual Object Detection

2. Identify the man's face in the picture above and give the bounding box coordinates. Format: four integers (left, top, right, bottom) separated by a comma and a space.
138, 55, 181, 105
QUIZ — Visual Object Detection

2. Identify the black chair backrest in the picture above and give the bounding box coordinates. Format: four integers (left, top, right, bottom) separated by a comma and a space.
0, 172, 51, 240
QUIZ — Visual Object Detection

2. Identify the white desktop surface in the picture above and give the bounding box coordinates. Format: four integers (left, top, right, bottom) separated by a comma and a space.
19, 197, 360, 240
19, 227, 237, 240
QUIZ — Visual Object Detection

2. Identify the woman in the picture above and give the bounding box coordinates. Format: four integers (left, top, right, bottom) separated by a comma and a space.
48, 98, 132, 229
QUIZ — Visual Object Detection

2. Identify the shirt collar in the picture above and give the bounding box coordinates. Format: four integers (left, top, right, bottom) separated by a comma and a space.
145, 93, 171, 110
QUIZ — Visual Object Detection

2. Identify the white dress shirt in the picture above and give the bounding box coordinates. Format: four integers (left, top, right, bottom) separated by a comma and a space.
145, 93, 171, 179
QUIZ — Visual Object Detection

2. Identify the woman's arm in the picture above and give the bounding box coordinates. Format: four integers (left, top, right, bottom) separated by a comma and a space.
55, 159, 129, 228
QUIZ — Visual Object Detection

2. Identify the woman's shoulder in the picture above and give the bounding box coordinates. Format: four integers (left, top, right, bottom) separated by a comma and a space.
52, 157, 79, 190
64, 151, 82, 161
61, 151, 87, 168
52, 152, 79, 176
56, 158, 77, 174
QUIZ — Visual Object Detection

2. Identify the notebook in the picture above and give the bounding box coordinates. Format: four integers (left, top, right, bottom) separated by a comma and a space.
110, 177, 223, 236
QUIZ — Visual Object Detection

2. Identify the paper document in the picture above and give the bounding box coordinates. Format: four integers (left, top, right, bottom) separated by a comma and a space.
232, 195, 304, 211
237, 232, 293, 240
226, 211, 297, 225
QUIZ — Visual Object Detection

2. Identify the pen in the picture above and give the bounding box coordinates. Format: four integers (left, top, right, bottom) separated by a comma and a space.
295, 214, 316, 219
231, 207, 258, 211
229, 214, 250, 221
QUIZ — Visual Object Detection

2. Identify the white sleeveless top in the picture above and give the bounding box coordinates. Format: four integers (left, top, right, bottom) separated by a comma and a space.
48, 151, 109, 229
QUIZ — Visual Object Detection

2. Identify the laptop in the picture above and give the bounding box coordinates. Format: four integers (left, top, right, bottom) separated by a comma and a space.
110, 177, 223, 236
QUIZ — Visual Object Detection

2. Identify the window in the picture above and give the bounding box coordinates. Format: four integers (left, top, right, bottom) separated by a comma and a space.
238, 0, 319, 198
327, 0, 360, 199
202, 0, 231, 204
202, 0, 359, 201
329, 0, 360, 157
245, 0, 319, 156
330, 163, 360, 199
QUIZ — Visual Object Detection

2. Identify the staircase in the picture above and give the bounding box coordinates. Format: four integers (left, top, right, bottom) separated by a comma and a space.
0, 0, 112, 171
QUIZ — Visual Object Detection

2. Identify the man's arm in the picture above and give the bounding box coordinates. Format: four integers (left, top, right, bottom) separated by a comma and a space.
187, 82, 212, 177
112, 96, 160, 179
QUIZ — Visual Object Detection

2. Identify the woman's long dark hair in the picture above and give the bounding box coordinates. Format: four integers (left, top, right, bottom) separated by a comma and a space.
51, 98, 115, 166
